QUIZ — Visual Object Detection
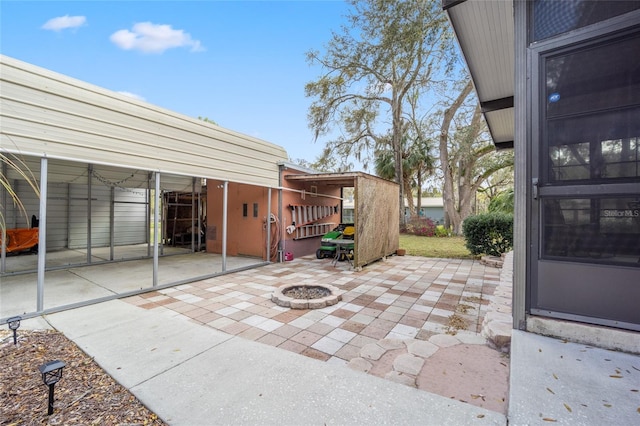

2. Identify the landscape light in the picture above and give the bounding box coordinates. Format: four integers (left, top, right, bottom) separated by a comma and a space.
7, 316, 21, 345
38, 360, 66, 415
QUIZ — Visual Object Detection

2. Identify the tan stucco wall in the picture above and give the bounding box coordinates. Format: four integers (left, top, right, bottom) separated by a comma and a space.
206, 181, 277, 260
280, 169, 342, 259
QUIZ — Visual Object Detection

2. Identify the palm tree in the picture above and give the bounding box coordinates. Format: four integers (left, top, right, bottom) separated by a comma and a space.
374, 135, 434, 218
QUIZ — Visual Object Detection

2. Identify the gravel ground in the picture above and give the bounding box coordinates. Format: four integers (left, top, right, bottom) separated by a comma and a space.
282, 285, 330, 299
0, 329, 166, 425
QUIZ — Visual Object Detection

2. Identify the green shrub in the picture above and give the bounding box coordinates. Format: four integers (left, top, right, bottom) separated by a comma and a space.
401, 216, 436, 237
462, 213, 513, 256
434, 224, 452, 238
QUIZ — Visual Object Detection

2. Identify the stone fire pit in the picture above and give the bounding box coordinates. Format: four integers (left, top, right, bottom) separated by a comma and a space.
271, 284, 342, 309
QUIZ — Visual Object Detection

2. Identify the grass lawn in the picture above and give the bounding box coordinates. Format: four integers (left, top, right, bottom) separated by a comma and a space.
399, 234, 475, 259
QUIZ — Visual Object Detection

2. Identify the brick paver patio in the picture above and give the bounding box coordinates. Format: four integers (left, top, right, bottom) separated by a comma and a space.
125, 255, 501, 365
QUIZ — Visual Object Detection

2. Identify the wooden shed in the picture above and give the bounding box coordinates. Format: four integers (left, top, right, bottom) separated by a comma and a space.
282, 168, 399, 269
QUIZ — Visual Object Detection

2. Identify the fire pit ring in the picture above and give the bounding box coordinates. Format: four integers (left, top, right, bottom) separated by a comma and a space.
271, 284, 342, 309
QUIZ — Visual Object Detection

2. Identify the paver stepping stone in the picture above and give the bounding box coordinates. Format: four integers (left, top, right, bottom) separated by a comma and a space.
408, 340, 439, 358
377, 338, 406, 350
347, 357, 373, 373
429, 334, 461, 348
393, 353, 424, 375
360, 343, 386, 360
454, 332, 488, 345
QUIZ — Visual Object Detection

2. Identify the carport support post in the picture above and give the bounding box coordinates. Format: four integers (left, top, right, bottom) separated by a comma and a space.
146, 172, 152, 257
222, 181, 228, 272
191, 177, 196, 252
87, 164, 92, 264
1, 161, 6, 273
109, 186, 115, 261
266, 187, 271, 262
36, 157, 48, 312
152, 172, 160, 287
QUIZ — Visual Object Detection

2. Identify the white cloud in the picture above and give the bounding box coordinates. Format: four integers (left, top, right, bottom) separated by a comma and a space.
110, 22, 205, 54
117, 91, 146, 101
42, 15, 87, 31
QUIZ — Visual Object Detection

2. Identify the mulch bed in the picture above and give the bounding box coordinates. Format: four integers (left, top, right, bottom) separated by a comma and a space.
0, 329, 166, 425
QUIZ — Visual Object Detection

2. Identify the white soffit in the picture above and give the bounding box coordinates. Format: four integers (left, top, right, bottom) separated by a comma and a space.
485, 109, 515, 145
445, 0, 515, 147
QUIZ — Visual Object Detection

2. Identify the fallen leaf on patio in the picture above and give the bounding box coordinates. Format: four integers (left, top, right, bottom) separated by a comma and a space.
609, 375, 623, 378
542, 418, 557, 422
553, 373, 558, 380
455, 304, 474, 314
477, 414, 485, 418
546, 387, 555, 394
563, 403, 572, 412
604, 404, 612, 408
470, 394, 485, 401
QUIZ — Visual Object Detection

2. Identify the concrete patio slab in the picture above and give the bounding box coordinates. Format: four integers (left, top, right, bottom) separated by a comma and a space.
509, 330, 640, 425
46, 301, 233, 389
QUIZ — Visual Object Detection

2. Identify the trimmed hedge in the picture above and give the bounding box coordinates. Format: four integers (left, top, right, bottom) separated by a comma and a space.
462, 213, 513, 256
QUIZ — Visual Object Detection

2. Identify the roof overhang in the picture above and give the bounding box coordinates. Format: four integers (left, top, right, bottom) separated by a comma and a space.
284, 171, 394, 188
443, 0, 515, 150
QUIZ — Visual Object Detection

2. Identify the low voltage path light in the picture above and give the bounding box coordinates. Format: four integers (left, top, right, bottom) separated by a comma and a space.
39, 360, 66, 415
7, 316, 21, 345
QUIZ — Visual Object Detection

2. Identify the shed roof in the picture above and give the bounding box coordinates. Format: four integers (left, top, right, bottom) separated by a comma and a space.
443, 0, 515, 149
284, 171, 393, 188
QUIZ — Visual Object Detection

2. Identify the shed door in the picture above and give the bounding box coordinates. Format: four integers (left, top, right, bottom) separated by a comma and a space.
530, 29, 640, 331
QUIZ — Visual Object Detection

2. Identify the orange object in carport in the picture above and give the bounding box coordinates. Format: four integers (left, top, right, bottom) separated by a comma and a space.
1, 228, 39, 253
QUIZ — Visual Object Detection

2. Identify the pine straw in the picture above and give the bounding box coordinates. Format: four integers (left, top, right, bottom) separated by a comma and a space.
0, 329, 166, 425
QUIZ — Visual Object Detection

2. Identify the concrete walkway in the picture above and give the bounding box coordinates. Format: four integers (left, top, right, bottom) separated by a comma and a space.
41, 300, 505, 425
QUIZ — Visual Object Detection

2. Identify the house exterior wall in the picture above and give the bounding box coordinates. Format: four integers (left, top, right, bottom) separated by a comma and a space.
444, 1, 640, 350
516, 2, 640, 334
403, 206, 445, 223
206, 181, 277, 260
0, 55, 288, 188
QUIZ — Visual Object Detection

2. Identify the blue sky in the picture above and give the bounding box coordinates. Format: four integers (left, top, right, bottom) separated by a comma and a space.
1, 0, 352, 163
